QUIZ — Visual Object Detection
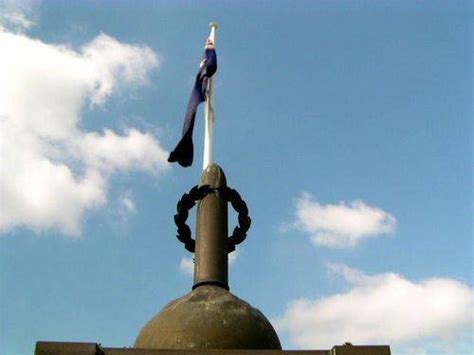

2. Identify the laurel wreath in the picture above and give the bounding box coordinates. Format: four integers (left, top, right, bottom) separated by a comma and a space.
174, 185, 251, 253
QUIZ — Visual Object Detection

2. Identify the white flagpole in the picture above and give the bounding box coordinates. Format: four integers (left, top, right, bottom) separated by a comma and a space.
203, 22, 218, 170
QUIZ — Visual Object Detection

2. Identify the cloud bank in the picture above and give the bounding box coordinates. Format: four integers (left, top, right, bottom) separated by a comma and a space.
0, 24, 168, 236
275, 264, 473, 350
294, 193, 397, 248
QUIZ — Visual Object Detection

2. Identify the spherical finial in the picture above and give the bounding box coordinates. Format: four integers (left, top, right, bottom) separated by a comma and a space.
209, 22, 219, 30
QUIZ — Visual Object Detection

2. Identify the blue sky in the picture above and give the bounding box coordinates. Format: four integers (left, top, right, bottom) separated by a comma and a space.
0, 1, 472, 354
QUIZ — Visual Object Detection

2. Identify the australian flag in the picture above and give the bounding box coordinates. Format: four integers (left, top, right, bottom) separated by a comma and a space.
168, 38, 217, 167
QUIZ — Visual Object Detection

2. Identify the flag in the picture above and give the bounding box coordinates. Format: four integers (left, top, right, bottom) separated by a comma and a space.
168, 38, 217, 167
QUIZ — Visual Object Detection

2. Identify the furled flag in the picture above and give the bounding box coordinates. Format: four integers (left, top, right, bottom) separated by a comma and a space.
168, 38, 217, 167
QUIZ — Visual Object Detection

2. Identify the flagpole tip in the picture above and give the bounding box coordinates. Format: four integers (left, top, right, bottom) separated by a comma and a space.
209, 22, 219, 30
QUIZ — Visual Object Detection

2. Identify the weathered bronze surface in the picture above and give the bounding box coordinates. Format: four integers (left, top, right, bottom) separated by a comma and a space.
194, 164, 229, 289
134, 285, 281, 350
329, 345, 391, 355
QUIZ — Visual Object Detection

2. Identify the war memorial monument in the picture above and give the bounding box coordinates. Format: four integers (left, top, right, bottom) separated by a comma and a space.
35, 24, 391, 355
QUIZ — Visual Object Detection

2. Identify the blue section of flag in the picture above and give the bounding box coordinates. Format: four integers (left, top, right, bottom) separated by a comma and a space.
168, 42, 217, 167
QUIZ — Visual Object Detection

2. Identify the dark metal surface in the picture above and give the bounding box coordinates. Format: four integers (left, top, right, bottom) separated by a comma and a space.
34, 341, 100, 355
222, 186, 251, 253
173, 183, 251, 254
174, 185, 214, 252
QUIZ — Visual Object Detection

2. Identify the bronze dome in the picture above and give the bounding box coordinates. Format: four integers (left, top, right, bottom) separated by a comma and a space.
134, 285, 281, 350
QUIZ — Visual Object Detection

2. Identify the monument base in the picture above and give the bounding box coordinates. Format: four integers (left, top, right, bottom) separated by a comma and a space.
35, 341, 390, 355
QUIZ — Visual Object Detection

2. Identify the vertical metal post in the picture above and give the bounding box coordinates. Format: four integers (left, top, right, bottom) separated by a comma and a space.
193, 164, 229, 290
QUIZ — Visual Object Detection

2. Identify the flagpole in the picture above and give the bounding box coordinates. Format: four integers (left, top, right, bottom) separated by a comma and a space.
203, 22, 218, 170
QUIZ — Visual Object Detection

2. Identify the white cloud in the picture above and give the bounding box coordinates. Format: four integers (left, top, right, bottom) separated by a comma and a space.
179, 256, 194, 276
228, 249, 239, 264
0, 9, 33, 31
275, 264, 474, 351
0, 0, 38, 32
294, 192, 397, 248
119, 193, 137, 216
0, 23, 168, 236
80, 129, 167, 173
179, 250, 239, 277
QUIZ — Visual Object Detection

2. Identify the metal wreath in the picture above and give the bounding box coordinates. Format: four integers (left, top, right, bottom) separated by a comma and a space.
174, 184, 251, 253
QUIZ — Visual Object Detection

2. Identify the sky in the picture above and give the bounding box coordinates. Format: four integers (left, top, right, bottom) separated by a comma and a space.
0, 1, 472, 354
